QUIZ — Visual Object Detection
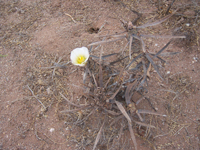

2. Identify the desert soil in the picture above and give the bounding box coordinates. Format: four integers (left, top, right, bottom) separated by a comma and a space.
0, 0, 200, 150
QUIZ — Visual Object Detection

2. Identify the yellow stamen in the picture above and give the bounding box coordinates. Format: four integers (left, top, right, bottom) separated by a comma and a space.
77, 55, 86, 64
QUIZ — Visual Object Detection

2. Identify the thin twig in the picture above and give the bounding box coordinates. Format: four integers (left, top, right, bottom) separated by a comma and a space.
129, 36, 133, 59
165, 0, 176, 15
75, 108, 96, 124
61, 105, 91, 113
60, 92, 83, 108
52, 57, 62, 79
35, 123, 43, 141
136, 111, 144, 122
99, 46, 103, 88
137, 109, 166, 117
110, 115, 124, 126
27, 85, 46, 110
65, 13, 77, 23
92, 74, 98, 87
132, 120, 156, 128
98, 22, 107, 33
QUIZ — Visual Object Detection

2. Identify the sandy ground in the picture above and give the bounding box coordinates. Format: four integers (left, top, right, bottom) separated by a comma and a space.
0, 0, 200, 149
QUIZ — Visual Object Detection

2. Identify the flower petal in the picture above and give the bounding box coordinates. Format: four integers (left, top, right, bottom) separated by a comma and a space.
70, 47, 89, 66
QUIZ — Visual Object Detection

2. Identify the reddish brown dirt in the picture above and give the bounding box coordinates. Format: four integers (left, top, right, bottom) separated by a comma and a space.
0, 0, 200, 150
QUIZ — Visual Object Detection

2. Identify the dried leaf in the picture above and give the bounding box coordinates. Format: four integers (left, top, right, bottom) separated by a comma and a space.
136, 96, 144, 105
123, 78, 136, 84
83, 67, 89, 84
141, 34, 186, 39
118, 124, 124, 141
154, 40, 172, 58
136, 111, 144, 122
110, 115, 124, 126
90, 53, 118, 60
93, 119, 105, 150
132, 35, 146, 53
75, 108, 96, 124
104, 76, 111, 89
115, 101, 131, 123
165, 0, 175, 15
96, 31, 126, 38
150, 54, 166, 63
61, 105, 90, 113
125, 80, 137, 105
102, 53, 118, 59
128, 122, 138, 150
129, 36, 133, 59
145, 97, 157, 112
110, 55, 129, 65
89, 45, 93, 52
136, 61, 148, 91
145, 53, 163, 80
92, 74, 98, 87
60, 92, 82, 108
137, 109, 166, 117
126, 53, 143, 70
140, 37, 146, 53
133, 120, 156, 128
88, 37, 125, 46
159, 52, 181, 56
107, 85, 122, 102
102, 108, 121, 116
147, 63, 151, 78
129, 61, 142, 72
99, 47, 103, 88
136, 10, 178, 29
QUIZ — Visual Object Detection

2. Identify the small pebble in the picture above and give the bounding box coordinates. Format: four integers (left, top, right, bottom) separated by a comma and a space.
193, 57, 198, 62
49, 128, 55, 132
185, 23, 190, 26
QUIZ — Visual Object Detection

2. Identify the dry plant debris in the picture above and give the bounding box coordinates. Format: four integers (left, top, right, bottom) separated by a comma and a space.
3, 0, 197, 149
24, 9, 187, 150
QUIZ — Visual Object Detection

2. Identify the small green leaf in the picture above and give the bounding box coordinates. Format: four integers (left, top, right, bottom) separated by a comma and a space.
0, 54, 7, 57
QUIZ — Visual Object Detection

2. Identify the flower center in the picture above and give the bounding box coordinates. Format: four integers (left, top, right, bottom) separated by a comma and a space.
77, 55, 86, 64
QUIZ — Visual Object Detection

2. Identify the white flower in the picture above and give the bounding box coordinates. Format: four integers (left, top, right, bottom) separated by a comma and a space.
70, 47, 89, 66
